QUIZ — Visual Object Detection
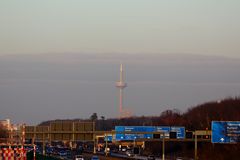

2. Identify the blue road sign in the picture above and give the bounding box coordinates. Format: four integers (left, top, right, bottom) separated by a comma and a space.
212, 121, 240, 143
104, 135, 113, 141
170, 127, 185, 139
156, 126, 171, 133
115, 126, 155, 140
156, 126, 170, 138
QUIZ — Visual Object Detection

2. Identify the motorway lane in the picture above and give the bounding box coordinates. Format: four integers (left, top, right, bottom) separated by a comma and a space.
56, 153, 127, 160
48, 151, 163, 160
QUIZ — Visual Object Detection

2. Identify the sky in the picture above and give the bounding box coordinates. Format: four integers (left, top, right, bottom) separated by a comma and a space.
0, 0, 240, 57
0, 1, 240, 124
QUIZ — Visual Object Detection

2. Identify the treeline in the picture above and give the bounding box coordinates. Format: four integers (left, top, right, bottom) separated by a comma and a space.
95, 97, 240, 131
39, 97, 240, 131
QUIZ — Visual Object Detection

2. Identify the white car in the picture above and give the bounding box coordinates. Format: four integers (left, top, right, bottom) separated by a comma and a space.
75, 155, 84, 160
126, 151, 134, 157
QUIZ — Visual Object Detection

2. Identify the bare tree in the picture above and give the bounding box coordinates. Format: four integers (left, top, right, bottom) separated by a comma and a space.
90, 113, 98, 121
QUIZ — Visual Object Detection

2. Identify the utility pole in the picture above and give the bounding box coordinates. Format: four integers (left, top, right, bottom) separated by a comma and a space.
21, 124, 25, 149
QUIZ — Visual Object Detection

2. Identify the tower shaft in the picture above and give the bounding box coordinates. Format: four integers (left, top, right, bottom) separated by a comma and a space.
116, 64, 127, 118
119, 88, 123, 115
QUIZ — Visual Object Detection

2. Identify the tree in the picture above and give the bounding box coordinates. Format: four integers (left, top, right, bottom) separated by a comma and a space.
0, 124, 8, 139
90, 113, 98, 121
101, 116, 105, 121
101, 116, 105, 130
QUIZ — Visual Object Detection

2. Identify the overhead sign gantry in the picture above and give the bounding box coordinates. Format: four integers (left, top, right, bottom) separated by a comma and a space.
115, 126, 185, 141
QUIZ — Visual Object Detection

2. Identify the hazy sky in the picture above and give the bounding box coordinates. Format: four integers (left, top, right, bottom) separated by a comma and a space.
0, 1, 240, 57
1, 53, 240, 125
0, 1, 240, 125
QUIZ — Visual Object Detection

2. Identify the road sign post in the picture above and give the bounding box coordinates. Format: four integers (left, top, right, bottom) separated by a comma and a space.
162, 133, 165, 160
93, 133, 96, 154
42, 133, 45, 155
194, 132, 198, 160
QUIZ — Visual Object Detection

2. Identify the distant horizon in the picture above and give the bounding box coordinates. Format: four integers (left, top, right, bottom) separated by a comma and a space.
1, 53, 240, 125
36, 96, 239, 119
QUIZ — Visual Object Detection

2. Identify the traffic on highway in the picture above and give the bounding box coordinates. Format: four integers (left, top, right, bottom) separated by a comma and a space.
30, 141, 191, 160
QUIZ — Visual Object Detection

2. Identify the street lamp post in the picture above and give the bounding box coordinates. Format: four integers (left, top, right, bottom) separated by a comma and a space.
105, 134, 108, 156
162, 133, 165, 160
134, 136, 137, 147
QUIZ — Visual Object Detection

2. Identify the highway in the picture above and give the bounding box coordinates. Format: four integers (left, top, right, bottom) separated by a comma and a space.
50, 151, 163, 160
49, 151, 194, 160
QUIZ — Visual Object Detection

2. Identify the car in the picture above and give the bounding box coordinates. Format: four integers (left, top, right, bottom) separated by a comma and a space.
112, 148, 118, 153
58, 150, 67, 157
91, 155, 99, 160
126, 151, 134, 157
46, 147, 54, 154
24, 146, 34, 152
75, 155, 84, 160
147, 155, 155, 160
121, 147, 127, 152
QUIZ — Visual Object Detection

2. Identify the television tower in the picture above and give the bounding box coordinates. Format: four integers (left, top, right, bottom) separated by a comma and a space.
115, 64, 127, 118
